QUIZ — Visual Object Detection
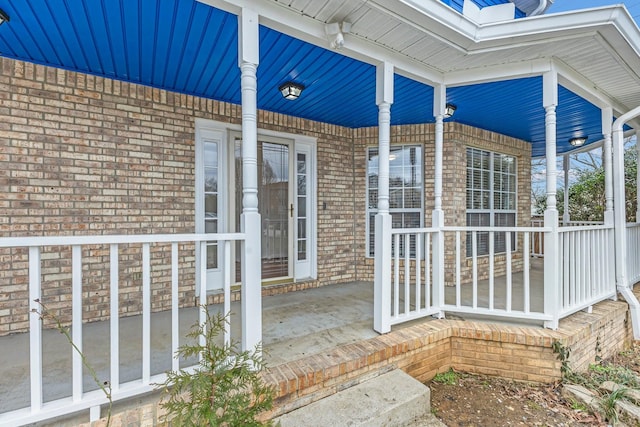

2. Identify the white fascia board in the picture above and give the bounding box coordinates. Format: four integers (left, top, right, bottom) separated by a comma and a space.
197, 0, 444, 86
472, 7, 633, 51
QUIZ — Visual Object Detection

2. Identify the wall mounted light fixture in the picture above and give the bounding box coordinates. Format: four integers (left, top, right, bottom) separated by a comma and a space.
279, 82, 305, 100
0, 8, 10, 25
444, 103, 457, 118
569, 136, 587, 147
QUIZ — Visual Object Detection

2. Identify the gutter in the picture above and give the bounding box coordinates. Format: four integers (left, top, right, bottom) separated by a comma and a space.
612, 106, 640, 339
529, 0, 547, 17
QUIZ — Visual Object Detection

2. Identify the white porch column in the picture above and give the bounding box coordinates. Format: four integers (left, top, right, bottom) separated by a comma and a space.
543, 71, 560, 329
603, 107, 614, 225
373, 61, 393, 334
238, 8, 262, 351
562, 154, 570, 225
431, 84, 446, 313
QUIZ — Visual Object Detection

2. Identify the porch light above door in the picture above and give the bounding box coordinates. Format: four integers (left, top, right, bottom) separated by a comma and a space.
279, 82, 305, 100
0, 8, 10, 25
444, 103, 457, 118
569, 136, 587, 147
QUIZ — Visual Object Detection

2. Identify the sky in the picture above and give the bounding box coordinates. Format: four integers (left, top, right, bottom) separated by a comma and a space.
548, 0, 640, 22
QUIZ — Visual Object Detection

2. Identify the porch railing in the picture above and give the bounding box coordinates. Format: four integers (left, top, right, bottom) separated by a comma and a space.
0, 233, 244, 427
627, 223, 640, 286
557, 224, 616, 318
441, 226, 551, 322
385, 224, 618, 329
388, 228, 442, 326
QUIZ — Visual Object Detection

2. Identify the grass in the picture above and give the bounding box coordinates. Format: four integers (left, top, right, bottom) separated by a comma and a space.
432, 368, 459, 385
600, 387, 628, 424
589, 363, 640, 389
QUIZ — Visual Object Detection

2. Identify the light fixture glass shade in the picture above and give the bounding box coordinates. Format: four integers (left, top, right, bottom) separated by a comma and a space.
279, 82, 304, 100
569, 136, 587, 147
444, 103, 457, 118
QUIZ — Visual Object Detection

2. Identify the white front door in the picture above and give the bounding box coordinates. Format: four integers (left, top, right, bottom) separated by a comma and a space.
196, 119, 316, 291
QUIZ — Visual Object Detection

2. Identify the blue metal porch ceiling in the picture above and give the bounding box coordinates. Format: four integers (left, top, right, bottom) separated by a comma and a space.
0, 0, 605, 157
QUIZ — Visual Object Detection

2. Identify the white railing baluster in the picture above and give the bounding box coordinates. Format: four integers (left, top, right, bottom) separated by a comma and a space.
472, 231, 477, 309
171, 243, 179, 373
199, 241, 208, 352
404, 234, 410, 315
72, 245, 83, 401
110, 244, 119, 392
425, 233, 431, 310
29, 246, 43, 413
455, 231, 461, 307
393, 233, 400, 316
142, 243, 151, 384
523, 232, 530, 313
505, 232, 512, 312
223, 240, 231, 347
570, 232, 576, 307
415, 234, 422, 312
489, 231, 494, 311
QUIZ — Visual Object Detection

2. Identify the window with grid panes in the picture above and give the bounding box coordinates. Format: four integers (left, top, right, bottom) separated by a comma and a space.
367, 145, 423, 257
466, 148, 517, 256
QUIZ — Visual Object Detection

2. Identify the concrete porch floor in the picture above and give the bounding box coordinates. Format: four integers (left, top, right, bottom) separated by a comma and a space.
1, 259, 548, 419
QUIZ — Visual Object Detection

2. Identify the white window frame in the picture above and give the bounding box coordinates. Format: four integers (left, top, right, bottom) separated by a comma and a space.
465, 147, 517, 256
366, 144, 424, 258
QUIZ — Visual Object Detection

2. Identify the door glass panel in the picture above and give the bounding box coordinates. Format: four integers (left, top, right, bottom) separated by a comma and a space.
235, 139, 290, 279
261, 142, 289, 278
297, 153, 307, 261
204, 141, 218, 269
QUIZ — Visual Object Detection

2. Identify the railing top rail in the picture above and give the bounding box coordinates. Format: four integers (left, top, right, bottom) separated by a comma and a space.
0, 232, 246, 248
442, 226, 552, 233
558, 224, 613, 232
627, 222, 640, 228
563, 221, 604, 225
390, 227, 439, 235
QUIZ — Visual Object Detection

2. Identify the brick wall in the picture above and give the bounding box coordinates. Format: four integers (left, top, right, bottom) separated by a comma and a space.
353, 122, 532, 283
0, 57, 357, 334
1, 56, 533, 335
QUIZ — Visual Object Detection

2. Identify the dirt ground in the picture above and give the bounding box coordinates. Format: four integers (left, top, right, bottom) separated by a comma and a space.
429, 343, 640, 426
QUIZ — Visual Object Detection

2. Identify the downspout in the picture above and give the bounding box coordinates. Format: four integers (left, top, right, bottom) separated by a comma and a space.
612, 106, 640, 339
529, 0, 547, 16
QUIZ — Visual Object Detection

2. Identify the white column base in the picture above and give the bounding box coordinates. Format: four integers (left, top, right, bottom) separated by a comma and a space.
241, 211, 262, 351
374, 213, 392, 334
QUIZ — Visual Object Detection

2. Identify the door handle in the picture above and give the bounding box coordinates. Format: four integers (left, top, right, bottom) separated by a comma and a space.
290, 203, 294, 218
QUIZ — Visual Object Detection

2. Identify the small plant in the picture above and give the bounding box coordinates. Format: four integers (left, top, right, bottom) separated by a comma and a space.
432, 368, 459, 385
568, 399, 589, 412
552, 340, 573, 378
600, 387, 628, 424
158, 308, 275, 426
32, 299, 113, 425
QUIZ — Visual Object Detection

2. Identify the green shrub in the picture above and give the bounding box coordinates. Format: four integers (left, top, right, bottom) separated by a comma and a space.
158, 308, 275, 426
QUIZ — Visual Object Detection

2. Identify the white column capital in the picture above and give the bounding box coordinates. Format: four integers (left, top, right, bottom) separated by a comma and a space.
545, 104, 558, 213
603, 106, 614, 216
238, 8, 259, 66
376, 61, 394, 106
